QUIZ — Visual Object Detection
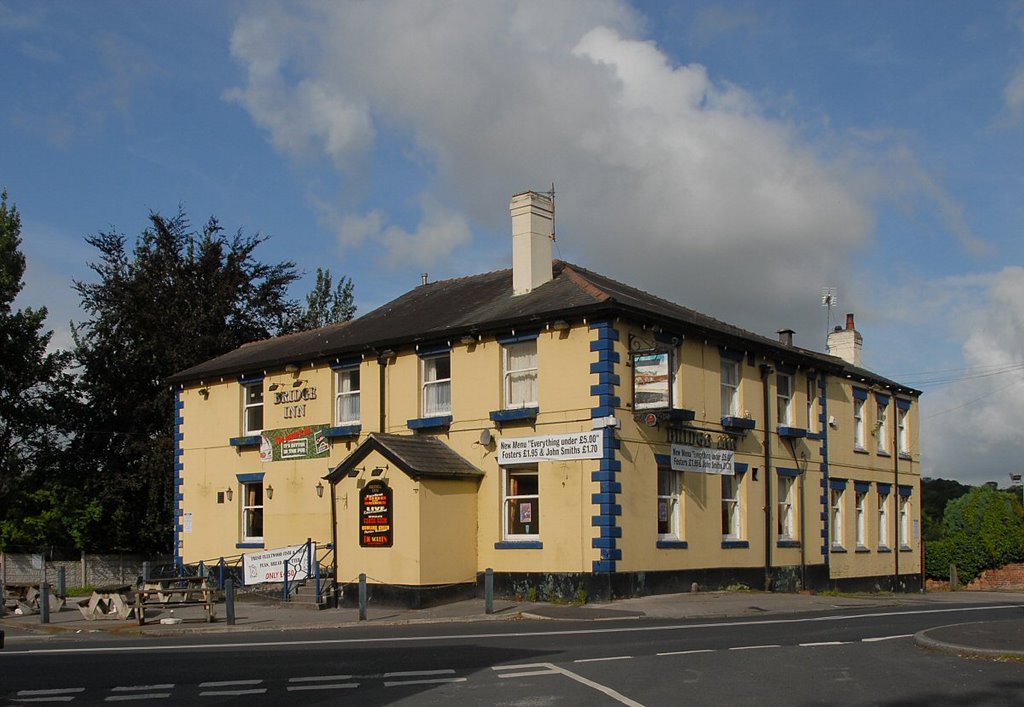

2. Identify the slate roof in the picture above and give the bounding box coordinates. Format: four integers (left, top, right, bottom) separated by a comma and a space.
168, 260, 920, 395
325, 433, 483, 483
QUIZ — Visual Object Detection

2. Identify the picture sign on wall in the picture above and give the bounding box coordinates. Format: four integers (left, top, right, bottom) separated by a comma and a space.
632, 351, 672, 410
360, 480, 393, 547
259, 424, 330, 462
670, 444, 735, 474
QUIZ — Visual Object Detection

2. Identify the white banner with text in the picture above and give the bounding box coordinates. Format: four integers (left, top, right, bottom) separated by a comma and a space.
243, 543, 314, 585
670, 444, 735, 474
498, 432, 603, 465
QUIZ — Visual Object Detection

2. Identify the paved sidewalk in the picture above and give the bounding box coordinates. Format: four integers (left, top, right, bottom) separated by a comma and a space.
2, 589, 1022, 659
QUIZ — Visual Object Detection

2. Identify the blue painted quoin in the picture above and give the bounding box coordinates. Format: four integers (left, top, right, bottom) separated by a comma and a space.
174, 391, 185, 569
588, 320, 622, 573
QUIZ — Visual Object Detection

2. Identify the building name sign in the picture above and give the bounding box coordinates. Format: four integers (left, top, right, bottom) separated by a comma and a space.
668, 428, 736, 451
497, 432, 603, 465
670, 444, 735, 475
273, 386, 317, 419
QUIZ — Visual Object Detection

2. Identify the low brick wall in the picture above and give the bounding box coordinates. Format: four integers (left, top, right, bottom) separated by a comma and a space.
965, 563, 1024, 591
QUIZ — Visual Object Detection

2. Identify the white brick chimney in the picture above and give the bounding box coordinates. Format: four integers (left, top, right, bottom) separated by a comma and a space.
827, 313, 863, 367
510, 191, 554, 296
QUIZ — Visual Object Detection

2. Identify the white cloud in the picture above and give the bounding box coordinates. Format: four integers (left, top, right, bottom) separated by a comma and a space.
1003, 68, 1024, 126
337, 198, 472, 268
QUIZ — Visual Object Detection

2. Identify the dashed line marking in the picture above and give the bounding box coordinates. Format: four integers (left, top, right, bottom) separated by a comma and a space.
288, 675, 353, 682
286, 683, 359, 691
862, 634, 913, 642
729, 644, 781, 651
111, 686, 174, 692
383, 678, 467, 687
657, 649, 714, 656
105, 694, 172, 702
199, 689, 266, 697
197, 680, 262, 688
382, 669, 455, 677
799, 641, 848, 647
574, 656, 633, 663
15, 691, 85, 697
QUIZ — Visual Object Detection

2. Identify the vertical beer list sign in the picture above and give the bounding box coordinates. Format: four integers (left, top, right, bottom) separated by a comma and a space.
359, 480, 393, 547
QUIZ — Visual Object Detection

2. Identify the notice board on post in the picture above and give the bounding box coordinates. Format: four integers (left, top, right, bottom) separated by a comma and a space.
360, 480, 393, 547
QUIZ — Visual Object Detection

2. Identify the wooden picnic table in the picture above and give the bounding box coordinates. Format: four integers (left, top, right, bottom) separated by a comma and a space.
135, 575, 219, 625
4, 582, 66, 615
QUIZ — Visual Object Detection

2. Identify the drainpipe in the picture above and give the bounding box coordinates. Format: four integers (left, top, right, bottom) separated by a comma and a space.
760, 364, 773, 591
329, 477, 339, 607
378, 352, 389, 434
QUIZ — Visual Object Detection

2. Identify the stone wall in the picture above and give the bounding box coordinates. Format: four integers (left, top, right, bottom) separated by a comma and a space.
1, 553, 172, 589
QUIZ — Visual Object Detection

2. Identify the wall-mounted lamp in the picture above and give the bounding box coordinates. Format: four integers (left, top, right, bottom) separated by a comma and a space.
378, 349, 395, 361
551, 320, 571, 331
347, 469, 360, 478
315, 481, 324, 498
285, 363, 300, 373
268, 382, 280, 391
292, 379, 306, 388
198, 387, 210, 399
265, 484, 274, 500
371, 465, 388, 477
459, 334, 476, 345
225, 487, 233, 502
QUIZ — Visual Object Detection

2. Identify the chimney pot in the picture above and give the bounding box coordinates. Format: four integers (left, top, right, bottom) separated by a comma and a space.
845, 313, 856, 331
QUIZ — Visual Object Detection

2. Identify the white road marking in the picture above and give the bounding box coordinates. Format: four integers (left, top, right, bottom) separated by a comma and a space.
286, 683, 359, 691
574, 656, 633, 663
288, 675, 353, 682
384, 678, 467, 687
862, 634, 913, 642
11, 699, 76, 703
729, 644, 781, 651
799, 641, 847, 647
110, 686, 174, 692
105, 695, 172, 702
2, 605, 1015, 656
493, 662, 644, 707
496, 668, 559, 678
198, 680, 261, 687
657, 649, 714, 656
15, 691, 85, 697
199, 689, 266, 696
382, 669, 455, 677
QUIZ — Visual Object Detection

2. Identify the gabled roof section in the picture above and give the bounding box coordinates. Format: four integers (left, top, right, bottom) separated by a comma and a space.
168, 259, 916, 394
325, 433, 484, 483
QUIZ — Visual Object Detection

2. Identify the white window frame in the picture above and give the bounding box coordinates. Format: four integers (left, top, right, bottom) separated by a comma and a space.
658, 466, 683, 540
855, 490, 867, 547
334, 367, 360, 426
777, 476, 795, 540
722, 474, 741, 539
853, 398, 865, 449
721, 360, 740, 417
502, 466, 539, 541
806, 376, 817, 433
878, 491, 890, 549
831, 487, 844, 549
242, 381, 264, 435
421, 352, 452, 417
503, 340, 538, 409
897, 405, 909, 455
899, 495, 910, 547
876, 399, 888, 453
776, 372, 793, 426
241, 481, 264, 543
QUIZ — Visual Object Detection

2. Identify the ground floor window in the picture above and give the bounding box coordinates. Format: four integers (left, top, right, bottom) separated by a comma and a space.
721, 474, 741, 539
503, 466, 539, 540
899, 495, 911, 547
777, 476, 795, 540
855, 490, 867, 547
878, 491, 890, 548
242, 482, 264, 543
831, 487, 844, 548
658, 466, 683, 539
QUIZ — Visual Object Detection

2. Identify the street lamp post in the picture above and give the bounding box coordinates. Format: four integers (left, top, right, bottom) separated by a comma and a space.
1010, 473, 1023, 508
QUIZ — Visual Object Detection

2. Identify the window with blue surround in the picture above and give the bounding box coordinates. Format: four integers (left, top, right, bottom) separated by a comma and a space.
657, 462, 683, 543
421, 350, 451, 417
334, 364, 360, 426
502, 465, 539, 543
241, 377, 264, 435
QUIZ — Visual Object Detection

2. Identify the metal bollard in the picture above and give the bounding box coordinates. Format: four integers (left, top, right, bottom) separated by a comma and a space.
485, 568, 494, 614
225, 579, 235, 626
358, 573, 367, 621
142, 561, 151, 584
40, 584, 50, 624
57, 567, 66, 600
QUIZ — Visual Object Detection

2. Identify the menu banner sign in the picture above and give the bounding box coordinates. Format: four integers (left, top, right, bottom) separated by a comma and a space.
497, 431, 603, 465
259, 424, 330, 462
670, 444, 735, 475
243, 543, 314, 585
360, 480, 393, 547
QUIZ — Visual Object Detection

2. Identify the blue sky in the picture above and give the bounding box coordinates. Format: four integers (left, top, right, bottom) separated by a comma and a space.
3, 1, 1023, 485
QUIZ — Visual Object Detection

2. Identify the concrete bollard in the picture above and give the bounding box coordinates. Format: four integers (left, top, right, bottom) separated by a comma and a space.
40, 584, 50, 624
359, 573, 368, 621
485, 568, 494, 615
225, 579, 235, 626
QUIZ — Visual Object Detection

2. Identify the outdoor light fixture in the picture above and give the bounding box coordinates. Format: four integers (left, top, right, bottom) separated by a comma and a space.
266, 484, 274, 500
198, 387, 210, 398
347, 469, 359, 478
551, 320, 570, 331
460, 334, 475, 345
292, 379, 306, 388
225, 487, 233, 502
268, 382, 280, 391
285, 363, 300, 373
315, 481, 324, 498
371, 466, 387, 477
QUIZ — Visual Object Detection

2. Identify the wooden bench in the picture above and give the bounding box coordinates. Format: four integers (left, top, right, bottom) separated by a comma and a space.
134, 576, 219, 625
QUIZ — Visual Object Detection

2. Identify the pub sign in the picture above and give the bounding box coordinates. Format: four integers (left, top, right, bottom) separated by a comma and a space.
359, 479, 393, 547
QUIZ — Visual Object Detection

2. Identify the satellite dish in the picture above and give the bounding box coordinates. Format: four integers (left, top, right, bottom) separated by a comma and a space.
479, 429, 493, 446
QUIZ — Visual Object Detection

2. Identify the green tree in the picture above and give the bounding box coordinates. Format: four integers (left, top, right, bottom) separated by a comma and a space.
925, 485, 1024, 582
289, 267, 356, 331
921, 477, 971, 541
0, 190, 91, 551
70, 209, 301, 552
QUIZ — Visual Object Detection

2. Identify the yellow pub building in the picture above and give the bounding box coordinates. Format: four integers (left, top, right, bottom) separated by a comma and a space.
168, 191, 922, 605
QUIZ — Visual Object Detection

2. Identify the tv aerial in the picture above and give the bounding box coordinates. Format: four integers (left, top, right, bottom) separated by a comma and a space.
821, 287, 838, 341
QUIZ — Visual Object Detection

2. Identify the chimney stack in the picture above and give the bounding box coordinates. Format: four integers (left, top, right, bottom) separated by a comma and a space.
510, 191, 554, 296
778, 329, 794, 347
827, 312, 863, 367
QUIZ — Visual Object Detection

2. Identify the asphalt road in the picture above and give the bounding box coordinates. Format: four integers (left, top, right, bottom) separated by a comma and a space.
2, 602, 1021, 705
